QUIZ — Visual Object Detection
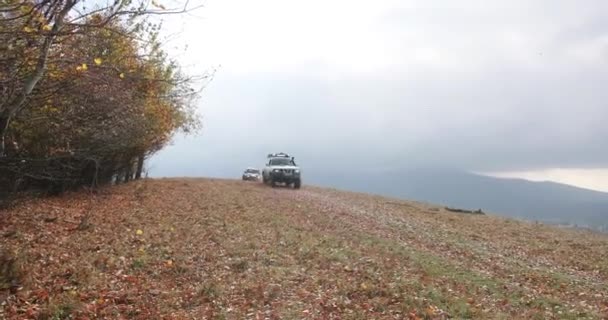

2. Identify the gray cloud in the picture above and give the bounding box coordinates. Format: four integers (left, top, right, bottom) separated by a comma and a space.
150, 0, 608, 178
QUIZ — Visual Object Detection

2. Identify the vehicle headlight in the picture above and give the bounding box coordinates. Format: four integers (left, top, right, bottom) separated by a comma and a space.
273, 169, 279, 172
295, 169, 300, 173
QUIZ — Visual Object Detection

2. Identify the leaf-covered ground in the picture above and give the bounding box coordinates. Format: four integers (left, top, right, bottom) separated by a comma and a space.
1, 178, 607, 319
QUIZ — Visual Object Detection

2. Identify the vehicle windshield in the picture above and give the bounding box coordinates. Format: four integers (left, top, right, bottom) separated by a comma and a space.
269, 158, 293, 166
245, 169, 259, 174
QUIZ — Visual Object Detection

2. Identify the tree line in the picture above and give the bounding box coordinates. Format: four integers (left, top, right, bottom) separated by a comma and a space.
0, 0, 202, 204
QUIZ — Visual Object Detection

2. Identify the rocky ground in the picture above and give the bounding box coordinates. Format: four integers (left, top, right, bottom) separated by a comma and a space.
1, 178, 607, 319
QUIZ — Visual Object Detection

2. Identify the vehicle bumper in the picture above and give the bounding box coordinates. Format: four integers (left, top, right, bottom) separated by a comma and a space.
269, 172, 300, 183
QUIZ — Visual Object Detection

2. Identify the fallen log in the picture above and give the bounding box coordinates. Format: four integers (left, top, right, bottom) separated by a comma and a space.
444, 207, 485, 215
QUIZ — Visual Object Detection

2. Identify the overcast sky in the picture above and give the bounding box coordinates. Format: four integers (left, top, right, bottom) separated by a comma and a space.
149, 0, 608, 191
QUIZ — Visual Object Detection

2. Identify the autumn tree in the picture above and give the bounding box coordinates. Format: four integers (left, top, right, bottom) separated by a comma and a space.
0, 0, 203, 199
0, 0, 200, 155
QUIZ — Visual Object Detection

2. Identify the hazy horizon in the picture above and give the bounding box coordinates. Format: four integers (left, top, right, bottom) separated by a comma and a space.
147, 0, 608, 193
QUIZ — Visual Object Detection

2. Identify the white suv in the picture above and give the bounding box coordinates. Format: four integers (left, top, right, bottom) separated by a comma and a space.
262, 153, 301, 189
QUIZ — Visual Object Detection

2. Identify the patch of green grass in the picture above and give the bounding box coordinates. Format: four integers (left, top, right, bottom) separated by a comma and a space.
450, 299, 474, 319
544, 269, 576, 289
131, 258, 146, 269
529, 296, 562, 309
344, 231, 528, 317
42, 294, 81, 320
354, 231, 501, 290
50, 304, 74, 320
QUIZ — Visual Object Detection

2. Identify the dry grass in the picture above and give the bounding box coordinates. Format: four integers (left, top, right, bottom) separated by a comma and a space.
1, 178, 607, 319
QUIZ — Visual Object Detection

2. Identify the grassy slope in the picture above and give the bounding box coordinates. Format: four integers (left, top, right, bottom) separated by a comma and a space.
1, 178, 607, 319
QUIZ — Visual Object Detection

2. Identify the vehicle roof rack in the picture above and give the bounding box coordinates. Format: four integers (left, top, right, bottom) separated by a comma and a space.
267, 152, 290, 158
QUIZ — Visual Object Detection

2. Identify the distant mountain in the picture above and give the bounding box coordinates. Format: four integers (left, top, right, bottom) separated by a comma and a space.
307, 168, 608, 231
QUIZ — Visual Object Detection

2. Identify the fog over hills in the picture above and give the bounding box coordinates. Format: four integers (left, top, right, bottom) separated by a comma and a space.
147, 0, 608, 232
149, 147, 608, 231
306, 168, 608, 231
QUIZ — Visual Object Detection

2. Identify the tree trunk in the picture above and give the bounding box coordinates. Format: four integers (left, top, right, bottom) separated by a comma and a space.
114, 173, 123, 185
0, 1, 75, 157
124, 160, 133, 183
135, 155, 144, 179
0, 114, 10, 157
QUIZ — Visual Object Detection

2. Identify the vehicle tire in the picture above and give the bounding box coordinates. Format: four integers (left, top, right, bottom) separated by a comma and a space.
271, 179, 277, 188
263, 175, 268, 184
294, 179, 301, 189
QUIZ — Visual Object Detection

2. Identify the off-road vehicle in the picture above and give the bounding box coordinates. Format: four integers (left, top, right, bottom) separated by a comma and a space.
242, 168, 261, 181
262, 153, 301, 189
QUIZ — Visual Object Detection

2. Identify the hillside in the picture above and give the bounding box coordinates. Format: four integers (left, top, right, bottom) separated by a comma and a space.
1, 179, 608, 319
308, 169, 608, 231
